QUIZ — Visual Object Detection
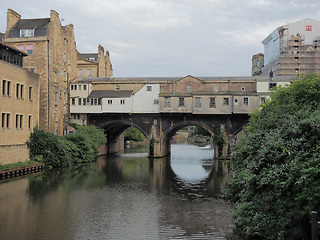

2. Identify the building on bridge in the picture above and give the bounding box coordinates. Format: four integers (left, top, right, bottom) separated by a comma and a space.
253, 18, 320, 77
69, 75, 294, 157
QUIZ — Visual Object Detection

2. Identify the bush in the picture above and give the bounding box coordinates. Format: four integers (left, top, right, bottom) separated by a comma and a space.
27, 124, 107, 168
26, 126, 71, 168
225, 74, 320, 239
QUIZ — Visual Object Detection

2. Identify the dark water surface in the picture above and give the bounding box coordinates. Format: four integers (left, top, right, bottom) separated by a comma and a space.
0, 144, 234, 240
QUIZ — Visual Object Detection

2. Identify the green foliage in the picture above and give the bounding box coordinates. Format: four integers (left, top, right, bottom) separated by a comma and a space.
71, 124, 107, 148
124, 127, 145, 142
225, 74, 320, 239
26, 127, 72, 168
27, 124, 107, 168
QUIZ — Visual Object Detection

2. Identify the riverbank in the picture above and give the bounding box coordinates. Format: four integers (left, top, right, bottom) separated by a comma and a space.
0, 162, 44, 181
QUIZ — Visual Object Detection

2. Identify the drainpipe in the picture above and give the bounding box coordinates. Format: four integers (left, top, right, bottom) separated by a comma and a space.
47, 38, 50, 131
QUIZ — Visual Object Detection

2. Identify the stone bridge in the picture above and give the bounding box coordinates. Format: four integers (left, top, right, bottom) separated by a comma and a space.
89, 113, 249, 158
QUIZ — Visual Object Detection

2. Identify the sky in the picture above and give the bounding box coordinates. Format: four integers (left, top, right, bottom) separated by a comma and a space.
1, 0, 320, 77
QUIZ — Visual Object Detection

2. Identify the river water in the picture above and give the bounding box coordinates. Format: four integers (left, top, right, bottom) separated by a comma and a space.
0, 144, 235, 240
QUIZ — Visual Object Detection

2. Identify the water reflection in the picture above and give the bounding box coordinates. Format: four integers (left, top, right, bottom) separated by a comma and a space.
0, 144, 235, 240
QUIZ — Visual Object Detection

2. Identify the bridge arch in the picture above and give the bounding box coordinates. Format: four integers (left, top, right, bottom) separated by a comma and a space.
98, 120, 150, 154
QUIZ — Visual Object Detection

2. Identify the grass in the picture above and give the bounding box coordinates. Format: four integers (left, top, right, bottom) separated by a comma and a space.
0, 161, 41, 171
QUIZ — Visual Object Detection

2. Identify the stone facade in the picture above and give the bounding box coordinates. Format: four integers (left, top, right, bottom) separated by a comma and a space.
3, 9, 77, 135
77, 45, 113, 81
0, 43, 40, 164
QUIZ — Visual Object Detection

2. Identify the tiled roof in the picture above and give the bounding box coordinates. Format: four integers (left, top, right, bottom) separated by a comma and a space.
11, 18, 50, 30
88, 90, 133, 98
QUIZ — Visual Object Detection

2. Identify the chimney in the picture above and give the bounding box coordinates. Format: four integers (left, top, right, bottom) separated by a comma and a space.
6, 9, 21, 36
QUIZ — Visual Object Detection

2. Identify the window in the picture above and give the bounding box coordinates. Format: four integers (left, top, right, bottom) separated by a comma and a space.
154, 99, 159, 104
147, 86, 152, 91
71, 98, 75, 105
179, 97, 184, 107
241, 86, 245, 91
160, 86, 164, 92
54, 110, 57, 122
214, 85, 219, 92
83, 98, 86, 105
79, 69, 83, 77
6, 113, 10, 128
269, 82, 277, 90
234, 99, 238, 105
2, 80, 10, 97
243, 97, 249, 106
78, 85, 82, 91
87, 69, 92, 77
209, 97, 216, 108
78, 98, 82, 105
16, 83, 20, 98
223, 98, 229, 105
164, 97, 170, 107
15, 114, 23, 129
20, 29, 34, 37
30, 68, 35, 72
187, 85, 192, 92
2, 80, 6, 96
195, 97, 201, 108
29, 87, 32, 100
260, 97, 266, 104
108, 99, 113, 104
1, 113, 5, 128
120, 99, 125, 104
54, 92, 58, 105
28, 115, 32, 129
20, 84, 24, 99
83, 85, 87, 90
94, 99, 98, 105
115, 85, 120, 91
17, 44, 24, 52
26, 44, 33, 55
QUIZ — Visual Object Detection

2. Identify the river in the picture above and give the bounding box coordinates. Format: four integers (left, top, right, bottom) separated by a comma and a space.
0, 144, 235, 240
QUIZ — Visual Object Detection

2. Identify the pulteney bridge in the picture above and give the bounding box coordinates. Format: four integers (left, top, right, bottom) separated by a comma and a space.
89, 113, 249, 158
71, 75, 295, 158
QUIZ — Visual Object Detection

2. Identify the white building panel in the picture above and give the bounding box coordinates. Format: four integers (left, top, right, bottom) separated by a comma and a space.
132, 84, 160, 113
101, 98, 132, 113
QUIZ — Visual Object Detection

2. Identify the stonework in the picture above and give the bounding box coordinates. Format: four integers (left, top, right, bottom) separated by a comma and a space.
77, 45, 113, 81
0, 45, 40, 165
4, 9, 78, 136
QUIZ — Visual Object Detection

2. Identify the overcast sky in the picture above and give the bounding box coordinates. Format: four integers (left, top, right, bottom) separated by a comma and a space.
1, 0, 320, 77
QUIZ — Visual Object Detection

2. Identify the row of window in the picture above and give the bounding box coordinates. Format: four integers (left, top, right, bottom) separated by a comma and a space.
164, 97, 251, 108
1, 113, 33, 130
2, 80, 33, 100
70, 84, 87, 91
71, 98, 101, 106
160, 85, 248, 92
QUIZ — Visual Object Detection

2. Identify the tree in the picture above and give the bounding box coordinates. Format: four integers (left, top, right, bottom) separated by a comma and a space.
225, 74, 320, 239
124, 127, 145, 142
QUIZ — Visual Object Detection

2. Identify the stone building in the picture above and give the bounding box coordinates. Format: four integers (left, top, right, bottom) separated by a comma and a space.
258, 18, 320, 76
3, 9, 78, 135
0, 42, 40, 164
77, 45, 113, 81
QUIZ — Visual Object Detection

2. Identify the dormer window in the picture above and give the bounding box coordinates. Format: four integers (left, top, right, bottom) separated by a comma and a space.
20, 29, 34, 37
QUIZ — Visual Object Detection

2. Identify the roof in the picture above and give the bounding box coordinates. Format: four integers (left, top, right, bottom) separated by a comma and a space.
79, 75, 296, 84
8, 18, 50, 38
88, 90, 133, 98
0, 42, 28, 56
11, 18, 50, 30
77, 53, 98, 62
